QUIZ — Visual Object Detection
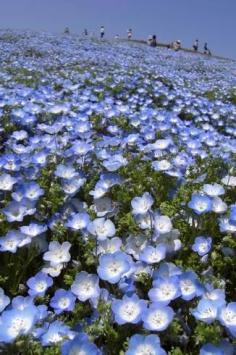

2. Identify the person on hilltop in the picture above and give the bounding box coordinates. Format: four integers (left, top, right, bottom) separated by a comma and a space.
173, 40, 181, 51
127, 29, 132, 40
204, 42, 212, 56
84, 29, 88, 36
193, 39, 199, 51
150, 35, 157, 47
100, 26, 105, 39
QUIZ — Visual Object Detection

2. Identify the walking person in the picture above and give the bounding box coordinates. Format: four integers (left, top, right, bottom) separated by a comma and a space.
100, 26, 105, 39
127, 29, 132, 40
193, 39, 199, 51
150, 35, 157, 47
204, 42, 211, 56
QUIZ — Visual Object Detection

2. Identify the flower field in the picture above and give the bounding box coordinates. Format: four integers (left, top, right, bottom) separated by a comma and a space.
0, 30, 235, 354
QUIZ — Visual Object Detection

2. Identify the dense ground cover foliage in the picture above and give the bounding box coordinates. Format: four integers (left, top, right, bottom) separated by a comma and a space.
0, 29, 235, 354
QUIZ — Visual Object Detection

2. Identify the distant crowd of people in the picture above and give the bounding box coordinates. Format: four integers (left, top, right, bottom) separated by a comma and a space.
63, 26, 212, 56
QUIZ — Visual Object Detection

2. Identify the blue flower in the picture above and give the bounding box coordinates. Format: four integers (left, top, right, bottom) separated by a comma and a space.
50, 289, 76, 314
0, 305, 38, 343
0, 173, 17, 191
218, 302, 236, 337
179, 271, 203, 301
126, 334, 166, 355
0, 230, 30, 252
192, 299, 218, 324
40, 320, 73, 346
112, 294, 146, 325
188, 194, 212, 215
148, 276, 180, 305
61, 332, 101, 355
0, 288, 10, 313
27, 272, 53, 297
71, 271, 100, 302
202, 183, 225, 197
97, 251, 131, 284
43, 241, 71, 266
200, 343, 224, 355
140, 244, 166, 264
229, 204, 236, 225
131, 192, 154, 215
66, 212, 90, 231
142, 303, 174, 331
192, 236, 212, 256
88, 217, 116, 240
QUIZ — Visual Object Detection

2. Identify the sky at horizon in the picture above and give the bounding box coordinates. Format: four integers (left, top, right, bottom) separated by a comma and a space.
0, 0, 235, 59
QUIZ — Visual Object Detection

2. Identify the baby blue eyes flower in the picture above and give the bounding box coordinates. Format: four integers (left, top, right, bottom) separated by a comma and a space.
71, 271, 100, 302
88, 218, 116, 240
50, 289, 76, 314
188, 194, 213, 215
0, 230, 29, 253
153, 215, 173, 234
0, 288, 10, 313
55, 164, 78, 179
43, 241, 71, 266
218, 302, 236, 337
0, 173, 17, 191
131, 192, 154, 215
40, 320, 73, 346
179, 271, 203, 301
200, 343, 223, 355
140, 244, 166, 264
97, 251, 131, 284
142, 303, 174, 331
202, 183, 225, 197
126, 334, 166, 355
148, 276, 180, 305
192, 236, 212, 256
192, 299, 218, 324
27, 272, 53, 297
0, 305, 38, 343
61, 333, 101, 355
66, 212, 90, 231
112, 294, 146, 325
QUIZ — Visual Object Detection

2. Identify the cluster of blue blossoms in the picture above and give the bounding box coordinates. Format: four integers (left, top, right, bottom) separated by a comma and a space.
0, 30, 235, 354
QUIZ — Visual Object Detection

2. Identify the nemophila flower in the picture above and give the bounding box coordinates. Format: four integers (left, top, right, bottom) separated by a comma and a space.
221, 175, 236, 187
112, 294, 146, 325
0, 230, 30, 252
153, 262, 182, 280
55, 164, 78, 179
12, 130, 28, 141
229, 204, 236, 225
14, 182, 44, 201
88, 218, 116, 240
0, 288, 10, 313
219, 218, 236, 233
97, 251, 132, 284
126, 334, 166, 355
61, 333, 101, 355
212, 197, 227, 214
192, 236, 212, 256
97, 237, 122, 255
20, 222, 47, 238
218, 339, 235, 355
218, 303, 236, 337
0, 305, 38, 343
93, 196, 115, 217
192, 299, 218, 324
202, 286, 226, 307
66, 212, 90, 231
61, 177, 86, 195
103, 154, 128, 171
43, 241, 71, 266
153, 215, 173, 235
40, 320, 73, 346
2, 201, 28, 222
71, 271, 100, 302
140, 244, 166, 264
188, 194, 212, 215
31, 150, 48, 166
0, 173, 17, 191
27, 272, 53, 297
125, 235, 148, 260
202, 183, 225, 197
142, 303, 174, 331
131, 192, 154, 215
42, 262, 64, 277
148, 276, 180, 305
179, 271, 203, 301
50, 289, 76, 315
152, 159, 172, 172
134, 212, 152, 229
12, 295, 34, 311
200, 343, 223, 355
